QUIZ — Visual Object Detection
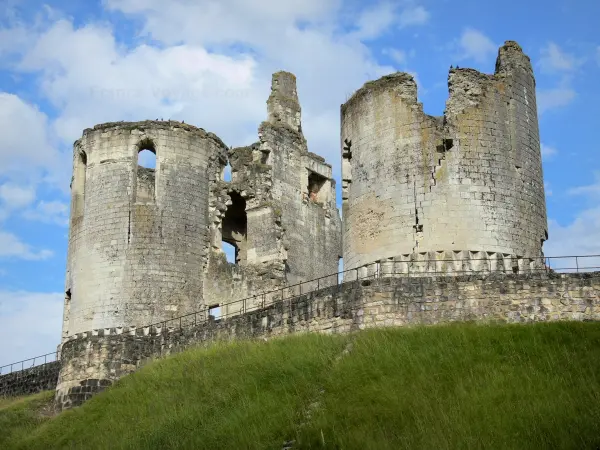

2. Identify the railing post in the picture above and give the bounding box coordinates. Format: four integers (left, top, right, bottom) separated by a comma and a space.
576, 256, 579, 273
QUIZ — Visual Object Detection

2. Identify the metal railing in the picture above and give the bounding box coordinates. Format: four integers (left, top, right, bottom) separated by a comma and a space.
2, 254, 599, 375
0, 351, 59, 376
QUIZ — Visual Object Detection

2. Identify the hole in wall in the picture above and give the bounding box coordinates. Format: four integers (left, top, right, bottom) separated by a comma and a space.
222, 191, 247, 264
343, 139, 352, 160
222, 240, 238, 264
260, 150, 271, 165
208, 304, 221, 320
223, 162, 232, 182
308, 171, 328, 203
138, 149, 156, 169
73, 150, 87, 217
136, 146, 156, 202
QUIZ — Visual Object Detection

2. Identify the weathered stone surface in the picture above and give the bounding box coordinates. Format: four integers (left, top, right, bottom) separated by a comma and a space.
0, 361, 60, 398
58, 71, 342, 407
54, 271, 600, 409
341, 41, 547, 270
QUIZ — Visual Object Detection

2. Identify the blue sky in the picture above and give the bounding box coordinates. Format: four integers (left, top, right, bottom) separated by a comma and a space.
0, 0, 599, 366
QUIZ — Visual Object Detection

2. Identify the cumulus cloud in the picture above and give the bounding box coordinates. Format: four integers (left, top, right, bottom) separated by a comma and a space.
537, 86, 576, 113
22, 200, 69, 226
539, 42, 581, 73
457, 28, 497, 64
0, 291, 63, 367
0, 183, 36, 210
545, 174, 600, 265
352, 2, 399, 40
383, 48, 408, 65
6, 2, 396, 181
541, 143, 558, 160
398, 6, 430, 28
0, 231, 53, 260
0, 93, 62, 182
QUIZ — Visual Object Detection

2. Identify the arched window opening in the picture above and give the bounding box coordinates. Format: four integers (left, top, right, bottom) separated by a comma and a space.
72, 150, 87, 218
138, 149, 156, 169
222, 191, 247, 264
222, 162, 232, 182
136, 141, 156, 202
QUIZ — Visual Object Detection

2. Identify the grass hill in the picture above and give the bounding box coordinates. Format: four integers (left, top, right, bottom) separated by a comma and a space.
2, 322, 600, 449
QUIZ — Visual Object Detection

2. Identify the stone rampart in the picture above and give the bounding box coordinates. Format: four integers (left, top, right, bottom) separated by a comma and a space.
54, 271, 600, 409
0, 361, 60, 398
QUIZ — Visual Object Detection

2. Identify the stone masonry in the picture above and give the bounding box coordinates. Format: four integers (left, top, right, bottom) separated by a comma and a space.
341, 41, 547, 272
54, 271, 600, 409
56, 71, 342, 407
0, 40, 585, 409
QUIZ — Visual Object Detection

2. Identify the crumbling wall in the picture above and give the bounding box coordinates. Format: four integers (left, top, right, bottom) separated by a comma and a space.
64, 121, 227, 337
0, 362, 60, 398
341, 41, 547, 271
203, 71, 342, 313
262, 72, 342, 285
55, 271, 600, 409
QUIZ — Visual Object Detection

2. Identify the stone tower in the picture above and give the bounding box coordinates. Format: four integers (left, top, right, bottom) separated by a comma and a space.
57, 71, 342, 409
63, 121, 227, 338
340, 41, 547, 273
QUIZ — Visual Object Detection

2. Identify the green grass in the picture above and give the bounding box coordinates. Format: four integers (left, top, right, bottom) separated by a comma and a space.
5, 322, 600, 449
0, 390, 55, 448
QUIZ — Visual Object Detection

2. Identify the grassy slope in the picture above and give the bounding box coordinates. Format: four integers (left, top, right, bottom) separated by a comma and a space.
4, 322, 600, 449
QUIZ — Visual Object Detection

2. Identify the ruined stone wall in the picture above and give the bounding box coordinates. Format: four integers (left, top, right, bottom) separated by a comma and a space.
55, 271, 600, 409
65, 121, 227, 337
0, 361, 60, 398
202, 72, 342, 313
262, 72, 342, 285
341, 41, 547, 271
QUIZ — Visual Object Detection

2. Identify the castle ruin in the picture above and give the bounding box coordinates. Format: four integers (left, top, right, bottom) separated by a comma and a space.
341, 41, 547, 274
26, 41, 587, 411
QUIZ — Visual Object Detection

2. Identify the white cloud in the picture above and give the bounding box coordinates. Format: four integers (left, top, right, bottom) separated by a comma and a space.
0, 291, 63, 367
541, 143, 558, 159
0, 93, 62, 180
398, 6, 429, 28
352, 2, 399, 40
545, 173, 600, 265
457, 28, 497, 64
539, 42, 580, 73
0, 231, 53, 260
383, 48, 407, 65
537, 86, 576, 113
6, 3, 395, 183
0, 183, 36, 209
567, 172, 600, 197
546, 208, 600, 259
22, 200, 69, 226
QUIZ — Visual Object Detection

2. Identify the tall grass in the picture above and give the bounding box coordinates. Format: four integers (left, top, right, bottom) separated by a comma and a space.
6, 322, 600, 449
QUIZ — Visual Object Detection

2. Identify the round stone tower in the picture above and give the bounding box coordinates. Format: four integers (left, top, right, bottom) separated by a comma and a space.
63, 121, 227, 338
341, 41, 547, 273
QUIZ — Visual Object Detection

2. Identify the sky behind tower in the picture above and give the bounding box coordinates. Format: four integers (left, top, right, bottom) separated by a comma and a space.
0, 0, 599, 365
